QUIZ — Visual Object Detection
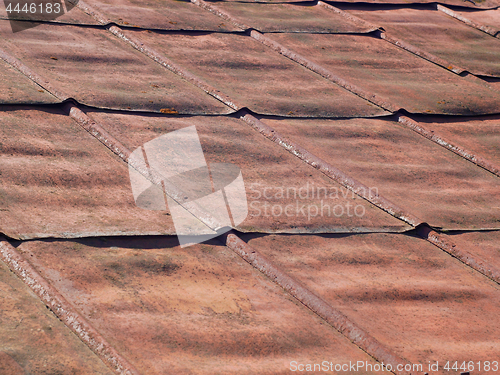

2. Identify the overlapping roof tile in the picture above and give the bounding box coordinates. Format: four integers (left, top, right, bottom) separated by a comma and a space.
244, 232, 500, 367
261, 116, 500, 229
15, 238, 383, 374
0, 20, 230, 114
0, 0, 499, 373
338, 6, 500, 77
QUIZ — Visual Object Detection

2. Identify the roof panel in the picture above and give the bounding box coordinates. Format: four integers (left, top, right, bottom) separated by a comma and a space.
446, 230, 500, 271
126, 31, 389, 117
244, 233, 500, 367
325, 0, 500, 9
87, 111, 408, 233
340, 8, 500, 77
413, 115, 500, 169
261, 117, 500, 229
269, 33, 500, 115
0, 58, 58, 104
81, 0, 242, 31
0, 259, 114, 374
0, 21, 231, 114
0, 108, 176, 239
16, 238, 383, 374
452, 8, 500, 31
205, 2, 376, 33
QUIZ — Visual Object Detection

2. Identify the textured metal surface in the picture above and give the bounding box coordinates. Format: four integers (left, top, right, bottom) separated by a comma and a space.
0, 252, 115, 375
0, 108, 177, 239
270, 33, 500, 115
16, 238, 384, 374
80, 0, 241, 31
341, 8, 500, 77
327, 0, 500, 9
244, 232, 500, 368
202, 2, 376, 33
0, 58, 57, 104
437, 6, 500, 37
125, 30, 388, 117
87, 111, 408, 233
410, 115, 500, 172
0, 21, 231, 114
262, 117, 500, 229
445, 230, 500, 272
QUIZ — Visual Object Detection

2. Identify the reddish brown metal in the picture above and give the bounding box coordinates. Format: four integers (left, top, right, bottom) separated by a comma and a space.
0, 20, 230, 114
418, 226, 500, 284
0, 56, 58, 104
78, 0, 241, 31
329, 0, 500, 9
341, 7, 500, 77
240, 113, 422, 227
16, 237, 389, 374
199, 1, 377, 33
259, 116, 500, 230
0, 239, 140, 375
224, 232, 412, 375
437, 5, 499, 37
244, 232, 500, 367
398, 115, 500, 177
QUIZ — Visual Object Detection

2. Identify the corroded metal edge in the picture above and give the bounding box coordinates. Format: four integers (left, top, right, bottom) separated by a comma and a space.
417, 225, 500, 285
398, 115, 500, 178
437, 4, 500, 38
223, 232, 413, 375
0, 239, 141, 375
240, 112, 422, 226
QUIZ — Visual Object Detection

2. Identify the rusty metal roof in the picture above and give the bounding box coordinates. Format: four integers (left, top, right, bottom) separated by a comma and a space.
1, 0, 499, 373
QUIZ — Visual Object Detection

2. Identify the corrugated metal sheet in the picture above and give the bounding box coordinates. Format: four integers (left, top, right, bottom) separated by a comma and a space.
245, 232, 500, 368
446, 230, 500, 271
0, 21, 231, 114
261, 116, 500, 229
0, 108, 176, 239
81, 0, 242, 31
87, 111, 409, 233
0, 259, 115, 374
269, 33, 500, 115
0, 58, 58, 104
339, 7, 500, 77
16, 238, 383, 374
124, 30, 389, 117
202, 2, 377, 33
325, 0, 500, 9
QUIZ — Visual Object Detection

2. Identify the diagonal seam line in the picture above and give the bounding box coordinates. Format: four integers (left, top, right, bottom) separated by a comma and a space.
0, 239, 141, 375
437, 4, 500, 38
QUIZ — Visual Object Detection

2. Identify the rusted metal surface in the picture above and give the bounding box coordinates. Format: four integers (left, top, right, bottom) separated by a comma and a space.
15, 237, 386, 374
0, 241, 118, 375
0, 20, 231, 114
87, 110, 408, 233
0, 57, 57, 104
0, 108, 177, 239
80, 0, 241, 31
269, 33, 500, 115
261, 116, 500, 230
443, 230, 500, 274
406, 115, 500, 175
418, 225, 500, 284
340, 8, 500, 77
437, 5, 500, 37
122, 30, 388, 117
201, 2, 377, 33
327, 0, 500, 9
243, 232, 500, 370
